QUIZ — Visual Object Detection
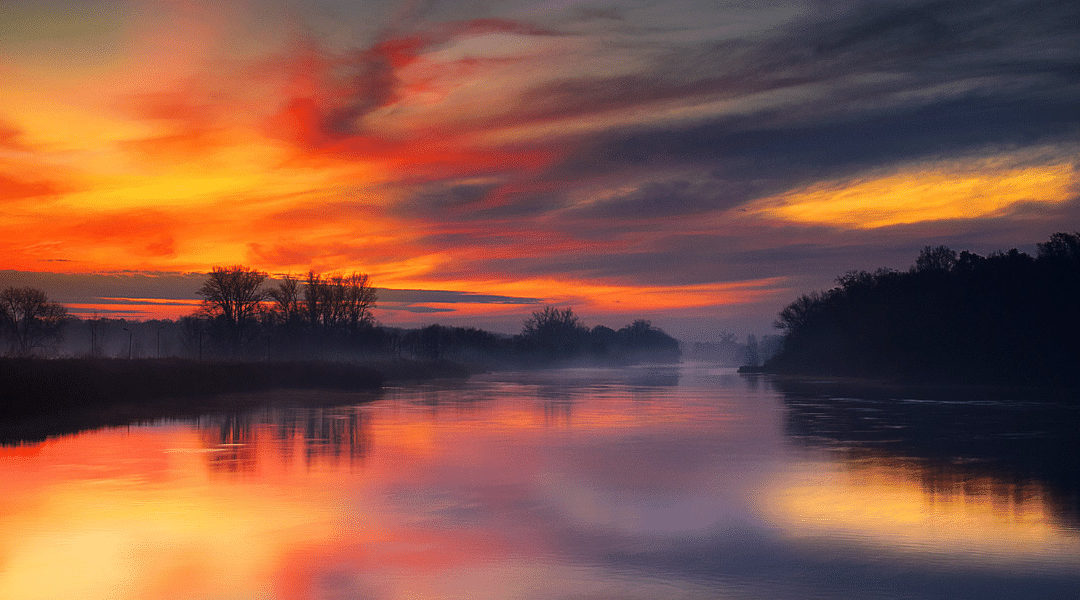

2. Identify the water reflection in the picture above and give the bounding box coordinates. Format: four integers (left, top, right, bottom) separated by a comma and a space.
195, 403, 370, 473
778, 380, 1080, 527
0, 367, 1078, 599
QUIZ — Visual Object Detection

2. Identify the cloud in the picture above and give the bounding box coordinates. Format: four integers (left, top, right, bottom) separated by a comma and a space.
0, 173, 65, 201
264, 18, 559, 151
0, 269, 540, 307
375, 288, 539, 305
750, 159, 1078, 229
564, 178, 763, 221
377, 305, 455, 314
0, 118, 27, 150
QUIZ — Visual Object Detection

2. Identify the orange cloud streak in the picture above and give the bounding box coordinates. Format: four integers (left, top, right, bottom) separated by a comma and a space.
752, 158, 1077, 229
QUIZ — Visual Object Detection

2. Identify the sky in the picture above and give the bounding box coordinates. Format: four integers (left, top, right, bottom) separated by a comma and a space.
1, 0, 1077, 339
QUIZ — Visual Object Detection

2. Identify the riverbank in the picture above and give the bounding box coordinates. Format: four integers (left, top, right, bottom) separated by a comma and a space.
0, 357, 475, 419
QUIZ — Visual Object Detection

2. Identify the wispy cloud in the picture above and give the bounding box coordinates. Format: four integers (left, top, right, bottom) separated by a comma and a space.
1, 0, 1077, 334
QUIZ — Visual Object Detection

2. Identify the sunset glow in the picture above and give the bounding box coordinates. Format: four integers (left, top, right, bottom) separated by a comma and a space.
1, 0, 1078, 335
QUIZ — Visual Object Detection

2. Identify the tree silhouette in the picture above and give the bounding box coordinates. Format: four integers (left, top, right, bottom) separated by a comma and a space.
766, 232, 1080, 384
197, 266, 267, 353
268, 274, 302, 325
521, 306, 588, 358
0, 287, 68, 356
913, 245, 957, 273
1037, 231, 1080, 263
299, 271, 377, 330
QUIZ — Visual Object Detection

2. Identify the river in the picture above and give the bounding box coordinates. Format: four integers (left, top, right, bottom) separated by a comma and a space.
1, 365, 1078, 599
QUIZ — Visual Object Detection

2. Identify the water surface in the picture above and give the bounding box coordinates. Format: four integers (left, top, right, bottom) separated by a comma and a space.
2, 365, 1078, 599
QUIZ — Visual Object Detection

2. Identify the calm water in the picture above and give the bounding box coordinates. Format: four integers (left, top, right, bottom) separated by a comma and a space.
2, 365, 1079, 599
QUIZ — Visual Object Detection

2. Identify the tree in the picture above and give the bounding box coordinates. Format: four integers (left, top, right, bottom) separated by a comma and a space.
914, 245, 957, 273
775, 292, 822, 332
0, 287, 68, 356
765, 232, 1080, 383
339, 273, 377, 330
268, 274, 302, 325
197, 266, 267, 351
301, 271, 377, 330
1037, 231, 1080, 263
613, 319, 681, 362
303, 271, 325, 327
521, 306, 588, 357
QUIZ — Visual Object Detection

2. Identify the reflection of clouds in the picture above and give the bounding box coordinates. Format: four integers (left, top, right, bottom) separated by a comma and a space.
3, 367, 1080, 599
762, 458, 1080, 566
0, 428, 344, 600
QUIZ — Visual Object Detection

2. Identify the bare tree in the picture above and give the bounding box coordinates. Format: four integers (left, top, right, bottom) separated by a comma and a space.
302, 271, 377, 329
303, 271, 325, 326
268, 274, 303, 325
340, 273, 377, 329
0, 287, 68, 356
197, 266, 267, 351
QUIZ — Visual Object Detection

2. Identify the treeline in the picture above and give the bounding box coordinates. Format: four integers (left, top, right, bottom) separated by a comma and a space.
2, 266, 681, 367
193, 267, 679, 365
766, 232, 1080, 385
194, 266, 381, 359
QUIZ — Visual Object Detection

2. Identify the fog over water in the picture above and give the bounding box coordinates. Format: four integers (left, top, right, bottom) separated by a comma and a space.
0, 365, 1077, 599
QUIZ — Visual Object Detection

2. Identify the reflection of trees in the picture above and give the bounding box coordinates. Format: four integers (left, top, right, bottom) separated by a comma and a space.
198, 405, 371, 473
777, 380, 1080, 526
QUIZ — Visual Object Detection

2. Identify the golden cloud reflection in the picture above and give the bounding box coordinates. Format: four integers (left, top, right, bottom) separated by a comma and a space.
0, 381, 702, 599
0, 428, 343, 600
4, 376, 1078, 599
762, 457, 1080, 567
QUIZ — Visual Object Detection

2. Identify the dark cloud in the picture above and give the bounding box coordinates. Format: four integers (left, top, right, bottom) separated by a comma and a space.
0, 271, 208, 303
64, 307, 150, 317
541, 91, 1078, 215
444, 206, 1080, 289
375, 288, 539, 305
523, 0, 1079, 183
377, 305, 455, 313
390, 183, 498, 218
565, 178, 767, 221
0, 271, 539, 309
397, 180, 571, 224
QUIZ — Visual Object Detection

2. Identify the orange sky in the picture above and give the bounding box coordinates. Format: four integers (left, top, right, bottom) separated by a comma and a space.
2, 0, 1077, 336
